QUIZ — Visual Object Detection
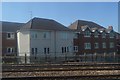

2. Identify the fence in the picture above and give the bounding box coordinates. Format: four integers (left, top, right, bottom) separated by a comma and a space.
2, 52, 120, 64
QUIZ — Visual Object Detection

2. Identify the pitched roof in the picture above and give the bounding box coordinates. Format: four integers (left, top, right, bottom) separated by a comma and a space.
68, 20, 105, 30
91, 27, 99, 32
0, 21, 24, 32
68, 20, 118, 33
20, 17, 70, 31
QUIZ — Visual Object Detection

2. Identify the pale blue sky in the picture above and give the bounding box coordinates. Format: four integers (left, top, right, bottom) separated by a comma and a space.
2, 2, 118, 31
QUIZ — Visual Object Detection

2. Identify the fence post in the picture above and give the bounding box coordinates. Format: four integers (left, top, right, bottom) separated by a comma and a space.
94, 52, 97, 63
84, 53, 86, 62
25, 53, 27, 64
114, 52, 116, 62
92, 53, 93, 62
104, 53, 106, 62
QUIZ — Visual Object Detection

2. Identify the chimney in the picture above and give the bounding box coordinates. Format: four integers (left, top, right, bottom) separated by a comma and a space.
108, 26, 113, 30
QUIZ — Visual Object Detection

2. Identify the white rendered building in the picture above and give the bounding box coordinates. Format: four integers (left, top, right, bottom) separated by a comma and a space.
17, 17, 74, 63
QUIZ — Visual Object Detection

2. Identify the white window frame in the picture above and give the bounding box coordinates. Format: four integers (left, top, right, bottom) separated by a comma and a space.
31, 32, 38, 39
94, 31, 98, 38
84, 30, 91, 37
109, 32, 114, 38
74, 46, 78, 52
84, 43, 91, 49
44, 47, 50, 54
6, 32, 15, 39
102, 32, 106, 38
94, 43, 99, 49
102, 42, 106, 48
110, 42, 114, 48
31, 48, 38, 54
67, 47, 69, 52
7, 47, 14, 53
43, 32, 50, 39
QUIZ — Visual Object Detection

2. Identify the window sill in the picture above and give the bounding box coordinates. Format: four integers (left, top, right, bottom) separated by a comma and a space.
6, 38, 15, 40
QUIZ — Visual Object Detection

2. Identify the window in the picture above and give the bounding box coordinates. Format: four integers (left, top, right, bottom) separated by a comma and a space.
64, 47, 66, 53
44, 48, 50, 54
43, 32, 50, 39
102, 42, 106, 48
31, 48, 38, 54
35, 34, 37, 38
62, 47, 64, 53
43, 33, 47, 38
94, 43, 99, 49
67, 47, 69, 52
84, 30, 91, 37
7, 47, 14, 53
35, 48, 37, 53
102, 32, 106, 38
61, 47, 68, 53
74, 46, 78, 52
47, 48, 49, 54
7, 33, 15, 39
94, 31, 98, 37
110, 42, 114, 48
84, 43, 91, 49
109, 32, 114, 38
32, 48, 34, 54
31, 33, 37, 39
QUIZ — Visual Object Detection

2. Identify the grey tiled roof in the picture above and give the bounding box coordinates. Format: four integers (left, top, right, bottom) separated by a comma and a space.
1, 21, 24, 32
68, 20, 115, 33
20, 17, 71, 31
68, 20, 104, 30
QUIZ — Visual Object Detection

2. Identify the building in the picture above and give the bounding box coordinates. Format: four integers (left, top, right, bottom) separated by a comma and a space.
117, 2, 120, 51
1, 21, 24, 56
17, 17, 74, 63
116, 32, 120, 53
1, 18, 120, 63
69, 20, 117, 55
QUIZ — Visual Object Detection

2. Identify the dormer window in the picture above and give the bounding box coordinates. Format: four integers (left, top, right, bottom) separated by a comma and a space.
94, 31, 99, 38
109, 32, 114, 38
102, 32, 106, 38
84, 30, 91, 37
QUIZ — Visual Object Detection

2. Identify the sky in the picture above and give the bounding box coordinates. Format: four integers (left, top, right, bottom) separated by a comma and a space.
2, 2, 119, 32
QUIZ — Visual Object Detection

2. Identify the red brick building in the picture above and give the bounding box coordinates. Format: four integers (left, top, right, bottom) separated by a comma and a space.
1, 21, 24, 56
116, 33, 120, 53
69, 20, 118, 55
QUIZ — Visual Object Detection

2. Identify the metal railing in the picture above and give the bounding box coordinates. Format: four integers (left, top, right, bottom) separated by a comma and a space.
2, 52, 120, 64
